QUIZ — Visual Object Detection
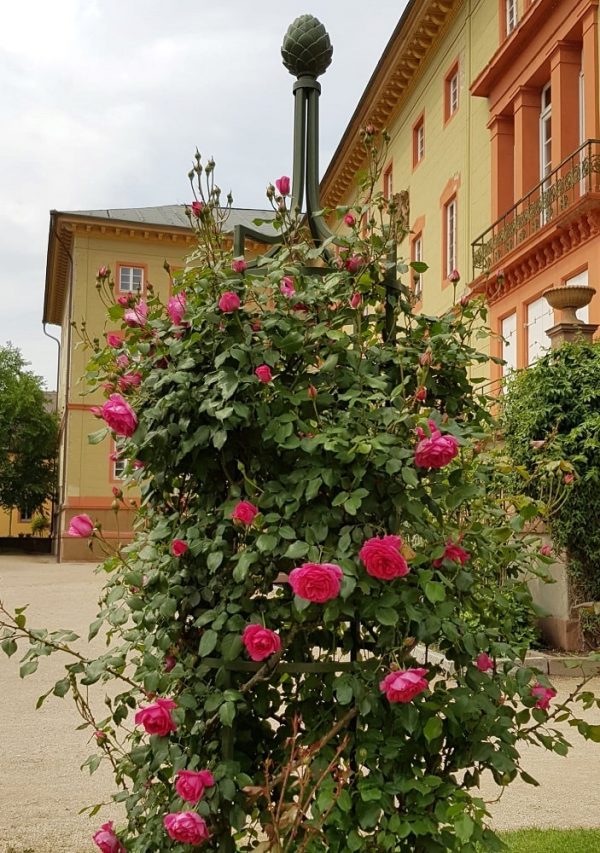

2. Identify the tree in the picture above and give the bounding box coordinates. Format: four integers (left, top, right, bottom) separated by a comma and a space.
0, 344, 58, 525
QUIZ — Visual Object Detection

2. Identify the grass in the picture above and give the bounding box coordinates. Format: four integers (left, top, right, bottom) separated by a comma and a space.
501, 828, 600, 852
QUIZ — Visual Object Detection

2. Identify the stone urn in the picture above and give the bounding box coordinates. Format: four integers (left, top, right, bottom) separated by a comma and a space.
543, 285, 596, 324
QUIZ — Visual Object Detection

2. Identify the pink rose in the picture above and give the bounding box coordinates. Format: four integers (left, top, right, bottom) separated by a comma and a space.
175, 769, 215, 804
118, 372, 142, 392
379, 668, 429, 703
275, 175, 291, 196
415, 386, 427, 402
359, 535, 409, 580
242, 624, 282, 661
171, 539, 188, 557
124, 300, 148, 327
97, 266, 110, 280
460, 293, 470, 307
539, 544, 553, 557
191, 200, 204, 217
164, 811, 210, 845
344, 213, 356, 227
134, 698, 178, 736
433, 540, 470, 568
106, 333, 122, 348
288, 562, 343, 603
255, 365, 273, 384
167, 292, 187, 326
448, 269, 461, 283
280, 276, 295, 297
345, 255, 363, 274
531, 683, 557, 711
117, 295, 130, 307
68, 513, 94, 538
93, 821, 125, 853
116, 354, 129, 369
101, 394, 138, 437
231, 501, 258, 525
476, 652, 494, 672
350, 292, 362, 309
231, 258, 247, 274
414, 420, 459, 469
218, 291, 241, 312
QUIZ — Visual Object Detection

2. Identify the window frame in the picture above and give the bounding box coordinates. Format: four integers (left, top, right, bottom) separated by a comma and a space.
444, 196, 458, 280
412, 113, 425, 168
500, 311, 518, 376
444, 60, 460, 124
506, 0, 518, 35
383, 162, 393, 199
116, 262, 147, 295
411, 232, 424, 301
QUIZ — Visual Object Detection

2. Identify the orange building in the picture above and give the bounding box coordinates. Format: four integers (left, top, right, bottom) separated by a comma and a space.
321, 0, 600, 389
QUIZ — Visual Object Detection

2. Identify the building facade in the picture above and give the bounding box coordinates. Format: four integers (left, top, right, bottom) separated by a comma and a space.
321, 0, 600, 389
43, 206, 269, 560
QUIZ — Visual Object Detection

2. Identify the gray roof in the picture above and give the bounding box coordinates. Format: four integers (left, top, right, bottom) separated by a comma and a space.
63, 204, 276, 235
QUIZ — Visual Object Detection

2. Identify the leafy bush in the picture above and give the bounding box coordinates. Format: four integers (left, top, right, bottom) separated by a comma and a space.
2, 146, 600, 852
502, 342, 600, 644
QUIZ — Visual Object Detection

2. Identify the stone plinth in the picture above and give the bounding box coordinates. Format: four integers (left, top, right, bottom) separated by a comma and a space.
546, 321, 599, 348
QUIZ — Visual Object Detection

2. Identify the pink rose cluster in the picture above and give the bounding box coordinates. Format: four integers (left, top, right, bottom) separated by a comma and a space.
175, 769, 215, 804
167, 291, 187, 326
164, 812, 210, 845
414, 420, 459, 469
242, 624, 281, 661
231, 501, 258, 526
68, 513, 94, 538
101, 394, 138, 437
123, 300, 148, 327
134, 697, 178, 736
93, 821, 125, 853
379, 668, 428, 703
531, 683, 557, 711
218, 291, 241, 312
288, 562, 343, 603
359, 534, 409, 580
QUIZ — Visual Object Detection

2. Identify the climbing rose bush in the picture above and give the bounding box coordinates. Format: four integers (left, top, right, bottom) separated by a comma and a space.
2, 144, 600, 853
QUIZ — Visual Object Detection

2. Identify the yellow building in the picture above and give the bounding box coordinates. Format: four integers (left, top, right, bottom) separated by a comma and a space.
43, 206, 269, 560
321, 0, 600, 390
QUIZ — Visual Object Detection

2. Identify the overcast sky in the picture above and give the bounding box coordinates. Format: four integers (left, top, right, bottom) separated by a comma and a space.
0, 1, 407, 389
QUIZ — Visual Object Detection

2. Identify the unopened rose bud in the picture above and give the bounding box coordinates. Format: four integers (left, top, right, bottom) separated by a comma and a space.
460, 293, 469, 307
111, 499, 120, 512
266, 184, 275, 200
343, 213, 356, 227
308, 385, 318, 399
419, 351, 432, 367
350, 292, 362, 309
94, 730, 107, 744
164, 655, 177, 673
112, 486, 123, 499
415, 386, 427, 402
448, 269, 461, 283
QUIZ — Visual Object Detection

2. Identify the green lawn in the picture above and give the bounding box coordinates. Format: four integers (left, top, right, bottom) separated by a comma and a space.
501, 828, 600, 852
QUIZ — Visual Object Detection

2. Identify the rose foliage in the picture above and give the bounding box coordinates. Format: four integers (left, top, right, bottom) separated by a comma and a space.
2, 146, 600, 853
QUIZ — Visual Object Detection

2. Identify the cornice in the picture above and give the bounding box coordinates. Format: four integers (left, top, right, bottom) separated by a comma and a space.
320, 0, 461, 208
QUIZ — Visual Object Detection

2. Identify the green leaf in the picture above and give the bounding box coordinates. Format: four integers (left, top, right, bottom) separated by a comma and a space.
207, 552, 223, 571
88, 427, 109, 445
198, 629, 218, 657
283, 541, 309, 559
1, 638, 17, 657
454, 813, 474, 842
376, 608, 398, 626
219, 701, 236, 727
53, 677, 71, 698
19, 660, 38, 678
424, 581, 446, 603
256, 534, 278, 553
221, 633, 243, 662
423, 716, 443, 743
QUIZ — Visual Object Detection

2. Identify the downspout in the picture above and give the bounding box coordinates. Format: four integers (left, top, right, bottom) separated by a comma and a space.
42, 322, 60, 544
50, 217, 75, 562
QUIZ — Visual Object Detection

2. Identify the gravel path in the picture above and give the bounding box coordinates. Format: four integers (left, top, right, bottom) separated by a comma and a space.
0, 554, 599, 852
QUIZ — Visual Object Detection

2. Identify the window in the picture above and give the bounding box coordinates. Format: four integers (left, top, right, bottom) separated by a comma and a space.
445, 63, 460, 121
413, 117, 425, 166
540, 83, 552, 224
383, 163, 393, 198
444, 197, 457, 278
506, 0, 518, 35
118, 265, 144, 293
19, 509, 32, 522
501, 313, 517, 376
527, 297, 554, 365
412, 234, 424, 300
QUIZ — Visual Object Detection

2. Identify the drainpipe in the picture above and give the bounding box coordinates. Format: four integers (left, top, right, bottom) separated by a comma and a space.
49, 216, 74, 562
42, 322, 60, 544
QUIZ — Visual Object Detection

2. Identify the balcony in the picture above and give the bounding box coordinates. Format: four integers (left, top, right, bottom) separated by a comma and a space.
472, 139, 600, 276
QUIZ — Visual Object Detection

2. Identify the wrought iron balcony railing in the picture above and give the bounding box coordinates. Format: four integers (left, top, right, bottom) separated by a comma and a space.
472, 138, 600, 275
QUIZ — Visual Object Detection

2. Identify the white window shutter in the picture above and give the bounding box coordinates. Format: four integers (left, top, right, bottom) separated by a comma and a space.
565, 270, 589, 323
527, 297, 554, 364
501, 313, 517, 375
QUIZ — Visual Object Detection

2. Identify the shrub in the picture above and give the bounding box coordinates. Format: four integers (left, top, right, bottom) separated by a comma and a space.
2, 146, 600, 852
